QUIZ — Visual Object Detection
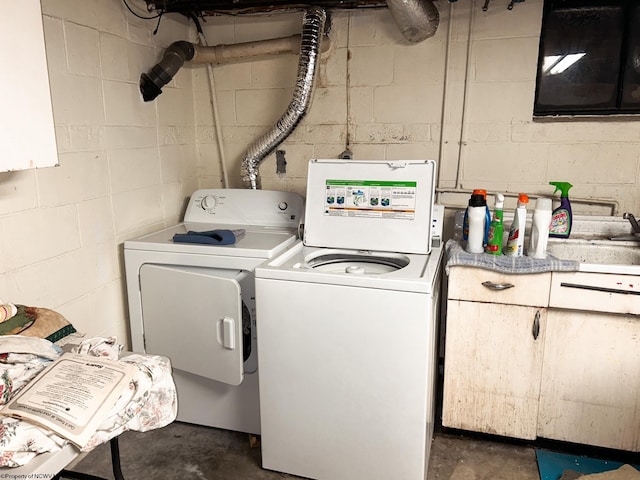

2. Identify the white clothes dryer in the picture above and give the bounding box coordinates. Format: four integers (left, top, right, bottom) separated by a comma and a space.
124, 189, 304, 434
255, 159, 444, 480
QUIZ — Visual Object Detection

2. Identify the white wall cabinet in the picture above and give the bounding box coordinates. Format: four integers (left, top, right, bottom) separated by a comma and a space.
443, 267, 640, 452
0, 1, 58, 172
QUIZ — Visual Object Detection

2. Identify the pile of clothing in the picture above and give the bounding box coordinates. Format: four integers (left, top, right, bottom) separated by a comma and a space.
0, 302, 177, 468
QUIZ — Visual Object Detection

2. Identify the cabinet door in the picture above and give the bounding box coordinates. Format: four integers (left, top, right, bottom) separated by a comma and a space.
0, 0, 58, 172
140, 264, 246, 386
539, 310, 640, 451
442, 300, 546, 439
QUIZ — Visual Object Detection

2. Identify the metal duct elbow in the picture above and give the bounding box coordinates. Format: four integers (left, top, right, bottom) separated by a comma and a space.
386, 0, 439, 43
241, 7, 327, 189
140, 41, 195, 102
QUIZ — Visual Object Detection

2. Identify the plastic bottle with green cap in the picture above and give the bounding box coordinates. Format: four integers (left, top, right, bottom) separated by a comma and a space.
485, 193, 504, 255
549, 182, 573, 238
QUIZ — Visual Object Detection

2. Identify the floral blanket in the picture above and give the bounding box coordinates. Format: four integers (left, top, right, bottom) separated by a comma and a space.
0, 335, 177, 468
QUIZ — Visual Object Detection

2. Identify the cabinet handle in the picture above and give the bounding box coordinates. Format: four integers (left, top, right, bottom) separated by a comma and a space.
560, 282, 640, 296
532, 311, 540, 340
481, 281, 515, 290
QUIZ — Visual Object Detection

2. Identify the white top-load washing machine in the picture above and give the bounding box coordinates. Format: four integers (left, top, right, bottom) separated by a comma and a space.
124, 189, 304, 434
255, 159, 444, 480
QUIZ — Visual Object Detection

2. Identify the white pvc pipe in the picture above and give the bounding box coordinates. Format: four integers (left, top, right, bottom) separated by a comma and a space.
198, 31, 230, 188
191, 34, 331, 66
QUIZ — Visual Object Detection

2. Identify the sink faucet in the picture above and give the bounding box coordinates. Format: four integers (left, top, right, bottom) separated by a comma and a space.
623, 212, 640, 234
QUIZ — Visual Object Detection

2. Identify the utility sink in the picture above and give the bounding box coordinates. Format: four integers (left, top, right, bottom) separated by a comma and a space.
547, 238, 640, 274
545, 215, 640, 275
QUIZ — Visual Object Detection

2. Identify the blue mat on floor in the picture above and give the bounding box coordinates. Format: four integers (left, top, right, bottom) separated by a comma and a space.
536, 449, 640, 480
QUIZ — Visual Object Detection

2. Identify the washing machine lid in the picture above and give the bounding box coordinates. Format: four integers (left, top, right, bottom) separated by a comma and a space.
303, 159, 436, 254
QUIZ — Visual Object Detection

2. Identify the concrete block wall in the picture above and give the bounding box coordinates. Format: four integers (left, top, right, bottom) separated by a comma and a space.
194, 8, 447, 196
0, 0, 197, 341
443, 0, 640, 214
196, 0, 640, 213
1, 0, 639, 342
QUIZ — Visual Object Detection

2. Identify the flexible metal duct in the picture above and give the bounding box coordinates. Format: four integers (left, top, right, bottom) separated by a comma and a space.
241, 7, 327, 189
386, 0, 439, 43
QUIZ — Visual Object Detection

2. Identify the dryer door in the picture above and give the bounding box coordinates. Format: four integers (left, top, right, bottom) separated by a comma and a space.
139, 264, 244, 386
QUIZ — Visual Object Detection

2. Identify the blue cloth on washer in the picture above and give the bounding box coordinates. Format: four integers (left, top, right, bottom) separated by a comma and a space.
172, 229, 244, 245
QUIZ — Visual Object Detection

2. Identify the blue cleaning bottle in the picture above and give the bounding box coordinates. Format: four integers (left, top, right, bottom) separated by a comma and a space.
549, 182, 573, 238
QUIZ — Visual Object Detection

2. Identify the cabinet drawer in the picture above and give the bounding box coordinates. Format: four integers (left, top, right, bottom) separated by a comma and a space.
448, 267, 551, 307
550, 272, 640, 315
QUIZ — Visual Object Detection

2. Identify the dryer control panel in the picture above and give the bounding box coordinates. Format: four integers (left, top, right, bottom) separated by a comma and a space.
185, 189, 304, 228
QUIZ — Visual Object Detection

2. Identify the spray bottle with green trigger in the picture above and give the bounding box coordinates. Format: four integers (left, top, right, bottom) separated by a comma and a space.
549, 182, 573, 239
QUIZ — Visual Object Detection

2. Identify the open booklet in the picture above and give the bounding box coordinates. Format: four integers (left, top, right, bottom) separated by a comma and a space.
1, 352, 137, 449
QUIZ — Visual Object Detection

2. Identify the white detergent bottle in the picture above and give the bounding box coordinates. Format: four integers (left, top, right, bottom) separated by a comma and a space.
504, 193, 529, 257
466, 193, 487, 254
527, 197, 553, 259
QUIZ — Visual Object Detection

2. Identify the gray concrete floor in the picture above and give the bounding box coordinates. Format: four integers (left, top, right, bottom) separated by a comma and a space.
69, 422, 540, 479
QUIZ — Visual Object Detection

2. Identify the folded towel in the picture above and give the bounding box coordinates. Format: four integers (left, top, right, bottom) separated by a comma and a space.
445, 239, 580, 275
173, 229, 246, 246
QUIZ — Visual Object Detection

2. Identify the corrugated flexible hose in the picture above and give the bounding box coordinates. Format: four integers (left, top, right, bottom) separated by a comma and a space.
241, 7, 327, 189
386, 0, 439, 43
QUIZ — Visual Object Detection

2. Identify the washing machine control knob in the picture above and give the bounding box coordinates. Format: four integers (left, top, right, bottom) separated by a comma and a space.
278, 202, 288, 211
201, 195, 217, 209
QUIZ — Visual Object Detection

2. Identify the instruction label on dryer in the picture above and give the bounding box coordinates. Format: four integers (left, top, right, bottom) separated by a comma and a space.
323, 180, 417, 219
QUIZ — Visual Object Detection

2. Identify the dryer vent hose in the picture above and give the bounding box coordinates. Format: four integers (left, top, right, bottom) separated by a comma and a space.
241, 7, 327, 189
386, 0, 439, 43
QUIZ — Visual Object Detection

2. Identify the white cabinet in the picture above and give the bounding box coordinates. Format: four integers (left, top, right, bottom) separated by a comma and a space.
0, 1, 58, 172
443, 268, 550, 439
538, 271, 640, 451
443, 266, 640, 452
548, 271, 640, 316
443, 301, 546, 439
539, 309, 640, 451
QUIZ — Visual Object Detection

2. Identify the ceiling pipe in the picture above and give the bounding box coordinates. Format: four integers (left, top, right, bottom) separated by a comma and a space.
139, 33, 330, 102
141, 41, 194, 102
241, 7, 327, 189
386, 0, 439, 43
192, 34, 330, 64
